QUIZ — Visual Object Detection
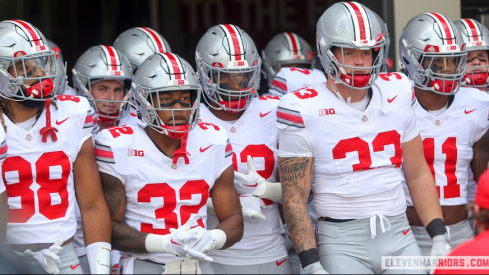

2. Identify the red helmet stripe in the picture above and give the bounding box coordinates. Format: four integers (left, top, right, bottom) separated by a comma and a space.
462, 19, 480, 42
347, 2, 367, 40
101, 45, 119, 71
8, 20, 43, 46
162, 53, 183, 80
139, 27, 167, 53
284, 32, 300, 54
428, 13, 454, 45
221, 24, 243, 61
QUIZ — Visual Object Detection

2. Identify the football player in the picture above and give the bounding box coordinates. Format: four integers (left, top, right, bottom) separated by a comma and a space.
454, 18, 489, 231
0, 20, 111, 274
0, 67, 9, 244
95, 52, 243, 274
72, 45, 137, 273
113, 27, 171, 73
196, 24, 290, 274
73, 45, 136, 132
400, 13, 489, 255
278, 2, 447, 274
262, 32, 318, 90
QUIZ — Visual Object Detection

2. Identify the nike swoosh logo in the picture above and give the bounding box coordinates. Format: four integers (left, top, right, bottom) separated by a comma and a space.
276, 259, 286, 266
70, 264, 80, 270
260, 111, 272, 117
244, 183, 258, 187
387, 95, 398, 103
56, 117, 69, 125
465, 108, 476, 114
403, 229, 411, 235
171, 239, 180, 246
200, 145, 212, 152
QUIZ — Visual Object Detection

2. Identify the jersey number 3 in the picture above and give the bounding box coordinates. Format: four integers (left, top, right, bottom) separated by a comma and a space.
138, 180, 209, 235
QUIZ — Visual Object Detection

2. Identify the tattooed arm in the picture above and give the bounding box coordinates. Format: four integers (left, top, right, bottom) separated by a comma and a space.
100, 172, 147, 252
472, 129, 489, 181
279, 157, 315, 253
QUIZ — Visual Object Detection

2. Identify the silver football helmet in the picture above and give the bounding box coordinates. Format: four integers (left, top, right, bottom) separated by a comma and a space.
0, 20, 57, 101
400, 13, 467, 95
46, 39, 67, 95
262, 32, 315, 87
454, 19, 489, 89
196, 24, 261, 113
316, 1, 387, 89
113, 27, 171, 72
72, 45, 133, 123
133, 52, 201, 138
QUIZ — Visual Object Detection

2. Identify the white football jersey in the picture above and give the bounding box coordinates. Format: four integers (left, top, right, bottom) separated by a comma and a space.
404, 87, 489, 206
0, 126, 7, 194
4, 95, 94, 244
200, 96, 288, 265
72, 106, 143, 257
278, 73, 418, 219
94, 123, 232, 264
269, 67, 326, 96
118, 108, 145, 127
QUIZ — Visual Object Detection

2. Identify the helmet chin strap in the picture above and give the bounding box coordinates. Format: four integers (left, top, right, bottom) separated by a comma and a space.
332, 81, 352, 105
462, 72, 489, 86
429, 78, 458, 94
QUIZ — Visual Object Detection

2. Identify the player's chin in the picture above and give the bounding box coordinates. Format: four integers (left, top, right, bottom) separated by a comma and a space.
18, 99, 45, 109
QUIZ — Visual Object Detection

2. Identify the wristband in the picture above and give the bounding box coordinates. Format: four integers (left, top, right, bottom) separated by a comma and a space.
298, 248, 320, 269
425, 218, 446, 239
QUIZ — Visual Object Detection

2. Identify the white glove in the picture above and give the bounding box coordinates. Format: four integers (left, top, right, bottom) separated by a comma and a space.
183, 227, 226, 262
233, 156, 267, 195
430, 235, 451, 257
240, 195, 266, 221
303, 261, 329, 274
23, 239, 63, 274
146, 216, 201, 257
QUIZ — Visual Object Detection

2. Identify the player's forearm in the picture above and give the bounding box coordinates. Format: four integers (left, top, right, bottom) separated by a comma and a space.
284, 196, 316, 252
111, 222, 148, 253
214, 211, 243, 249
408, 170, 444, 227
81, 198, 112, 245
279, 157, 315, 253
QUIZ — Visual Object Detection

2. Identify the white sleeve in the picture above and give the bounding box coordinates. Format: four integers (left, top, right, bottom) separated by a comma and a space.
216, 139, 233, 177
278, 132, 313, 158
401, 109, 419, 143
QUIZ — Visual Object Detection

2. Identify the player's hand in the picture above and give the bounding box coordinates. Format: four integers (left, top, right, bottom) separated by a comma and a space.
303, 261, 329, 274
166, 216, 200, 257
23, 239, 63, 274
181, 227, 226, 262
233, 156, 266, 196
240, 195, 266, 221
430, 235, 451, 257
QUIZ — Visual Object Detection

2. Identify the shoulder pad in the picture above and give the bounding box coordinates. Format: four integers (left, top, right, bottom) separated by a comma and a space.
256, 95, 281, 109
95, 124, 136, 149
462, 87, 489, 102
54, 95, 90, 115
195, 122, 228, 145
276, 91, 308, 132
374, 73, 412, 114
